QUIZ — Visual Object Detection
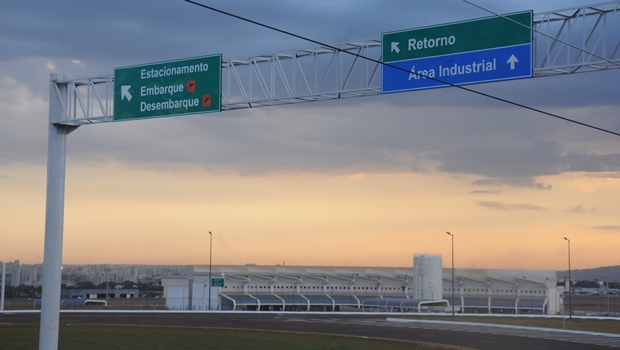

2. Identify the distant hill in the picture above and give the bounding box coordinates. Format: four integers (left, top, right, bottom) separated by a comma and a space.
557, 265, 620, 282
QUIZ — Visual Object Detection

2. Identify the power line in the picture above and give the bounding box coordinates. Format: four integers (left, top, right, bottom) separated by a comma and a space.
184, 0, 620, 138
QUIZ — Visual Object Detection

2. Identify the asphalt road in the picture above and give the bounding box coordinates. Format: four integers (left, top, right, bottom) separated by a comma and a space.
1, 312, 618, 350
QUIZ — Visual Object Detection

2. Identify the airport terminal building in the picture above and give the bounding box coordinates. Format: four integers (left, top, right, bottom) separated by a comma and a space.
162, 254, 560, 314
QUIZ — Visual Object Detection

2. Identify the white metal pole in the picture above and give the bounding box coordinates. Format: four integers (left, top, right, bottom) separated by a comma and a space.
451, 234, 454, 320
208, 231, 212, 311
446, 232, 454, 320
39, 74, 75, 350
607, 276, 610, 316
105, 266, 108, 307
564, 237, 572, 320
562, 301, 566, 329
1, 263, 6, 311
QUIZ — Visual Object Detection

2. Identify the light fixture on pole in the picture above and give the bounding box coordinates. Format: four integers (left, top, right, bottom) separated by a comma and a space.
563, 237, 572, 320
208, 231, 212, 311
446, 231, 455, 321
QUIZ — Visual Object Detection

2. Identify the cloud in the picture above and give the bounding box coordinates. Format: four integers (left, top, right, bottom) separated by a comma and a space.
564, 205, 593, 213
431, 122, 562, 177
586, 172, 620, 179
478, 201, 548, 211
591, 225, 620, 231
1, 0, 485, 65
562, 153, 620, 173
0, 76, 48, 165
469, 190, 500, 194
410, 163, 425, 172
472, 178, 552, 190
1, 0, 619, 182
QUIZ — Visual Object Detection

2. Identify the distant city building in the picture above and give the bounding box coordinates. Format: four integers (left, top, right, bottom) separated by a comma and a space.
0, 261, 187, 288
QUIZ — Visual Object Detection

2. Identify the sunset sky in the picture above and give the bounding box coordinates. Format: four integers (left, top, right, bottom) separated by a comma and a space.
1, 0, 619, 271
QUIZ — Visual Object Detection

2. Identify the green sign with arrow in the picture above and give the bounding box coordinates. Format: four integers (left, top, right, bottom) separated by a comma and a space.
382, 12, 532, 63
114, 54, 221, 121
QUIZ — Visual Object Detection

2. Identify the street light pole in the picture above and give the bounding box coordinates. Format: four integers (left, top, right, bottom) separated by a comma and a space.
105, 266, 108, 307
446, 232, 455, 321
606, 276, 610, 316
208, 231, 212, 311
563, 237, 572, 320
1, 263, 6, 311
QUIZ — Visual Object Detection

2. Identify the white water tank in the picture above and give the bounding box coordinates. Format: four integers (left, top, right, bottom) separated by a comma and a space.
413, 254, 443, 300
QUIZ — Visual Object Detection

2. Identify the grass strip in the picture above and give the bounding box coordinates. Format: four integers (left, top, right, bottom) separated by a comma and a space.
0, 325, 470, 350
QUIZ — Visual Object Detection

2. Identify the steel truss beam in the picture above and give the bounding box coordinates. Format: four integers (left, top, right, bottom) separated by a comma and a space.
53, 1, 620, 126
534, 1, 620, 75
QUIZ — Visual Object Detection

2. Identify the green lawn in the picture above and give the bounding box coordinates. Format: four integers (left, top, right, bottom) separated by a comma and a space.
0, 325, 468, 350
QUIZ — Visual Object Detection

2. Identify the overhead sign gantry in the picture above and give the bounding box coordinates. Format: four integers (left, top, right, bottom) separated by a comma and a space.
382, 11, 533, 93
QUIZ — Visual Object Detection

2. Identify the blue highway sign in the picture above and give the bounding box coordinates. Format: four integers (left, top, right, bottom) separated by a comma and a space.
382, 44, 531, 93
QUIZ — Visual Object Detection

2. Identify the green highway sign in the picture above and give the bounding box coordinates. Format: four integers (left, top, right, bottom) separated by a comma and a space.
382, 11, 532, 93
114, 54, 221, 121
382, 11, 532, 63
211, 278, 224, 287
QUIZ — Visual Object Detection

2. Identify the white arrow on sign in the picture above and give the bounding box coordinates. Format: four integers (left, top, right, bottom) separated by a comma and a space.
391, 42, 400, 54
507, 55, 519, 70
121, 85, 132, 101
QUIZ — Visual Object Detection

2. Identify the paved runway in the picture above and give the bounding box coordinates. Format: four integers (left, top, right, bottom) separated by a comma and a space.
1, 311, 618, 349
